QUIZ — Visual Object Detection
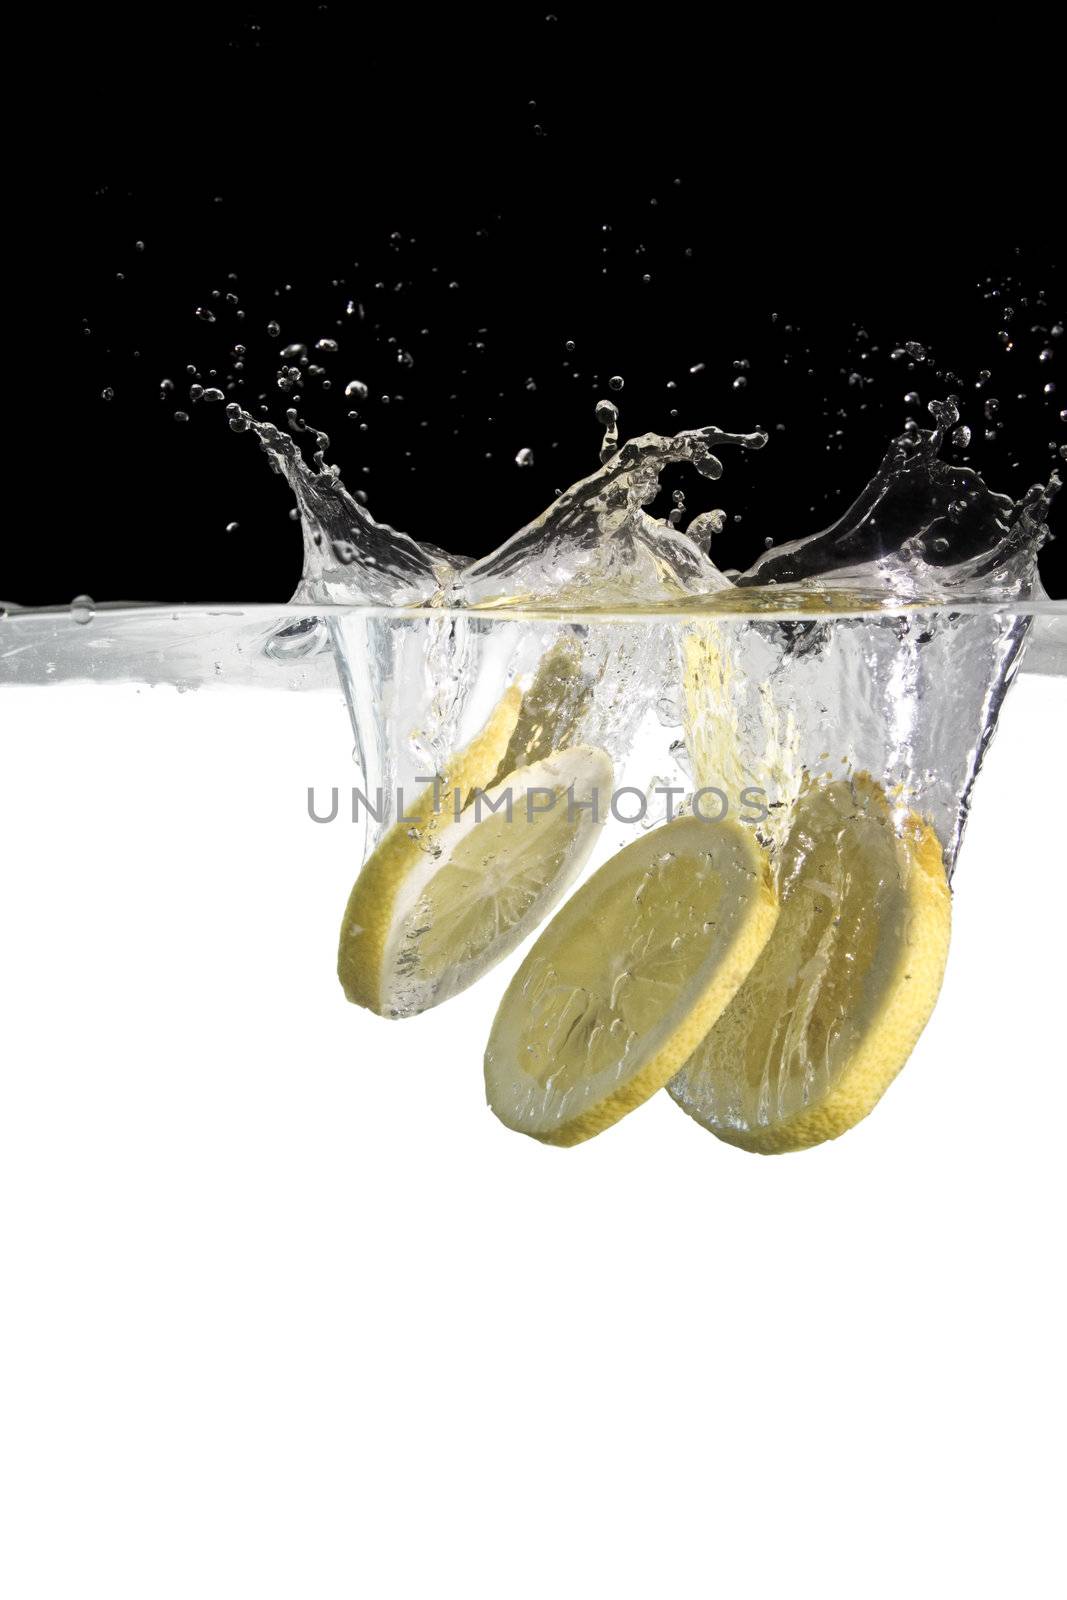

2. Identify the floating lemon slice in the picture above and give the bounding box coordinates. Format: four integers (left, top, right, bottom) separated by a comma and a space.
668, 777, 952, 1153
484, 814, 778, 1146
338, 725, 612, 1016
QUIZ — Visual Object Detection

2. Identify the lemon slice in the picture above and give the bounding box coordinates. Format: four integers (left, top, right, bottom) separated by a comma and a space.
489, 636, 593, 786
339, 740, 613, 1017
338, 684, 520, 1012
668, 777, 952, 1153
484, 814, 778, 1146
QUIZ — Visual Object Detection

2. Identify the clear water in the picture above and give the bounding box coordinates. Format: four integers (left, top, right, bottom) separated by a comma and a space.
1, 403, 1061, 883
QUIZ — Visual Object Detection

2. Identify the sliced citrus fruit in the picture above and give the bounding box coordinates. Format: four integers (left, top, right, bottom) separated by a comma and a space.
668, 776, 952, 1153
489, 636, 593, 786
338, 740, 612, 1017
484, 814, 778, 1146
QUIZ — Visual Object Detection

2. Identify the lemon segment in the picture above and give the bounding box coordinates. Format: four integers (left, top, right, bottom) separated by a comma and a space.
484, 814, 778, 1146
668, 777, 952, 1153
339, 741, 612, 1017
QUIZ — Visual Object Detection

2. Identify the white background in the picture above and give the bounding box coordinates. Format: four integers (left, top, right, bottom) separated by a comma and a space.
1, 673, 1064, 1600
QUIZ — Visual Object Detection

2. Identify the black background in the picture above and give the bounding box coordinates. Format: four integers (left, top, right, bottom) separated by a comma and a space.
12, 4, 1064, 606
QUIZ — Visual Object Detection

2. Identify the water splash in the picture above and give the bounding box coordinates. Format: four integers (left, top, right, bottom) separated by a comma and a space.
449, 414, 767, 608
739, 409, 1057, 603
224, 395, 1055, 616
226, 404, 459, 605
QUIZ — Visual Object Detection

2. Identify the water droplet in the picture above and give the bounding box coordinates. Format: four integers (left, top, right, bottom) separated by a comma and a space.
928, 396, 959, 428
70, 595, 95, 625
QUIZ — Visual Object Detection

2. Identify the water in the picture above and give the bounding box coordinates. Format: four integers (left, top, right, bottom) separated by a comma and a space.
1, 404, 1061, 885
